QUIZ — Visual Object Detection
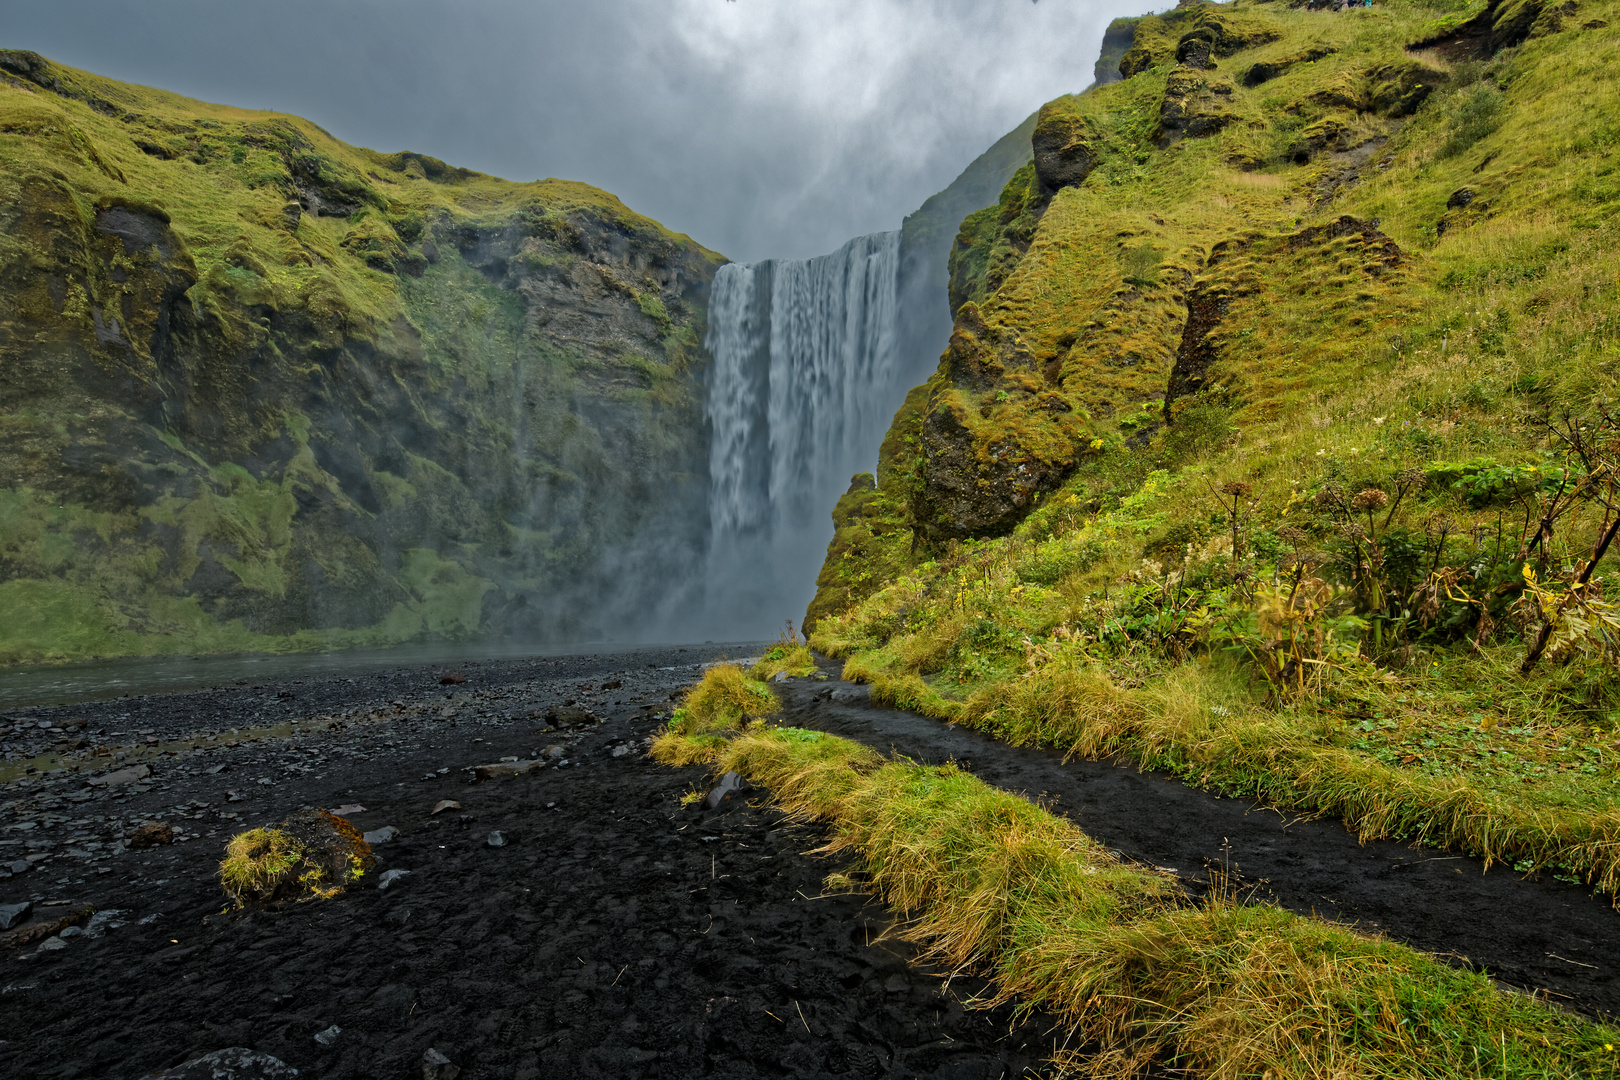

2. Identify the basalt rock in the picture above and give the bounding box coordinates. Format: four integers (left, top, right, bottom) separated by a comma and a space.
1031, 100, 1100, 192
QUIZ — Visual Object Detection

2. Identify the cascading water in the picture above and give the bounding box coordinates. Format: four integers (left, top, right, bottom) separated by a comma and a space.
701, 231, 905, 635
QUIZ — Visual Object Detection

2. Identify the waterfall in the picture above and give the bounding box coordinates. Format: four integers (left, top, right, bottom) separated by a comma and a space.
702, 230, 903, 634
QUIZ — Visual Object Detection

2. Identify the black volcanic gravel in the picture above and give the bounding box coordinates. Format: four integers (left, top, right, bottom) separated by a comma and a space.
0, 650, 1057, 1079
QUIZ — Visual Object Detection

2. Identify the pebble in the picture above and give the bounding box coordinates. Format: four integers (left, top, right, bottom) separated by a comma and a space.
611, 745, 631, 758
772, 671, 790, 682
422, 1047, 460, 1080
313, 1024, 341, 1047
36, 936, 67, 952
376, 869, 412, 891
329, 804, 366, 816
430, 800, 461, 815
362, 826, 399, 845
8, 860, 30, 875
487, 830, 506, 848
57, 925, 84, 940
0, 902, 31, 930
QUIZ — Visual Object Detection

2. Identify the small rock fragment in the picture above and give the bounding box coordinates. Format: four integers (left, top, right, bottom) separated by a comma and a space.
439, 673, 467, 685
600, 679, 622, 690
84, 909, 130, 938
57, 925, 84, 940
430, 800, 461, 815
0, 902, 31, 930
543, 745, 565, 760
611, 744, 631, 758
772, 670, 789, 682
472, 759, 545, 781
329, 804, 366, 817
704, 771, 745, 810
377, 869, 412, 891
36, 936, 67, 952
486, 830, 506, 848
142, 1046, 299, 1078
86, 763, 151, 788
362, 826, 399, 845
313, 1025, 341, 1047
7, 860, 29, 874
422, 1048, 460, 1080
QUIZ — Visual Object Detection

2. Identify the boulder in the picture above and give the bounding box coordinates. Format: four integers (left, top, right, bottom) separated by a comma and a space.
1031, 101, 1098, 192
219, 809, 376, 908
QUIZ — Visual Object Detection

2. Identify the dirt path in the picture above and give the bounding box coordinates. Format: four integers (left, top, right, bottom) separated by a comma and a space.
777, 662, 1620, 1018
0, 648, 1056, 1080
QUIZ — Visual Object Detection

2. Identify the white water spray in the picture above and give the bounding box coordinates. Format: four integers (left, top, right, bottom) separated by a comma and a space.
702, 230, 904, 634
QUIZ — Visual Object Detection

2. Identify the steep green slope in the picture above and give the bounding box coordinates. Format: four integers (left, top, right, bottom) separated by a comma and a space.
0, 50, 723, 664
810, 0, 1620, 892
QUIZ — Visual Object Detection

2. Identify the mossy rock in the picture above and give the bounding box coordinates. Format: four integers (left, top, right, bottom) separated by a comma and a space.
219, 809, 376, 908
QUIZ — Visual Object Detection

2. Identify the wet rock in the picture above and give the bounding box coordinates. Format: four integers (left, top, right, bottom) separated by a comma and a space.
313, 1025, 341, 1047
704, 771, 745, 810
422, 1048, 460, 1080
377, 869, 412, 891
487, 830, 506, 848
361, 826, 399, 845
86, 764, 151, 788
0, 902, 30, 930
129, 822, 176, 848
143, 1047, 300, 1079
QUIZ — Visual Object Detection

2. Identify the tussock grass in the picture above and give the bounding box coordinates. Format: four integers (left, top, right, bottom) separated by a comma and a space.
218, 808, 374, 908
655, 722, 1620, 1078
752, 641, 819, 680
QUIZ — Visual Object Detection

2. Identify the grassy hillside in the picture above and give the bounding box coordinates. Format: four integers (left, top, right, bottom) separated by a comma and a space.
808, 0, 1620, 896
0, 50, 723, 664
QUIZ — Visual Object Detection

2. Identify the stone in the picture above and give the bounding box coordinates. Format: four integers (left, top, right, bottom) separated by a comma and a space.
600, 679, 622, 690
128, 822, 176, 848
422, 1047, 460, 1080
473, 759, 545, 781
544, 705, 594, 728
0, 902, 31, 930
142, 1047, 299, 1079
36, 935, 67, 952
704, 771, 745, 810
86, 764, 151, 788
57, 925, 84, 939
610, 745, 631, 758
438, 673, 467, 685
84, 909, 130, 938
431, 800, 461, 815
1032, 99, 1098, 192
377, 869, 412, 891
486, 830, 506, 848
313, 1025, 341, 1047
8, 860, 29, 874
1447, 187, 1476, 209
362, 826, 399, 845
771, 671, 790, 683
329, 804, 366, 817
543, 745, 566, 760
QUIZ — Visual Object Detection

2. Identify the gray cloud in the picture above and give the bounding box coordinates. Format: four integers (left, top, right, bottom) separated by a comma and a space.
8, 0, 1144, 260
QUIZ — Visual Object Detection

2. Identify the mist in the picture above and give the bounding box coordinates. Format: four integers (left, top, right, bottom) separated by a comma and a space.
8, 0, 1144, 262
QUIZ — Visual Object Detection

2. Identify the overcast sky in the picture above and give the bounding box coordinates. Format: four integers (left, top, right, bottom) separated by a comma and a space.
8, 0, 1145, 262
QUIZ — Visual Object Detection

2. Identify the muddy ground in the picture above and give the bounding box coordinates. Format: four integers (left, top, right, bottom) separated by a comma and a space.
0, 647, 1057, 1080
0, 646, 1616, 1079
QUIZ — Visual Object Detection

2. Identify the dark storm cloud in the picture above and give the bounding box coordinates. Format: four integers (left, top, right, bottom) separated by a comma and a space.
7, 0, 1145, 260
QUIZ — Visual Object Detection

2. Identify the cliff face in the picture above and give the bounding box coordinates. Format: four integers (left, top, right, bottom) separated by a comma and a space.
808, 0, 1614, 627
0, 51, 722, 664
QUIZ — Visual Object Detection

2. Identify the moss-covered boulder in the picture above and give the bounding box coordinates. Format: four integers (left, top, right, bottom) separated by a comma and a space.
219, 809, 376, 908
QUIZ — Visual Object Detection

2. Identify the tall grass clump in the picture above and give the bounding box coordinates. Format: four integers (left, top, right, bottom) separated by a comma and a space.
650, 662, 780, 764
655, 722, 1620, 1079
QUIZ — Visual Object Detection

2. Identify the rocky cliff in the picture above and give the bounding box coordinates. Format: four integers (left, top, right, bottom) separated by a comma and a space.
808, 0, 1615, 627
0, 51, 723, 664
